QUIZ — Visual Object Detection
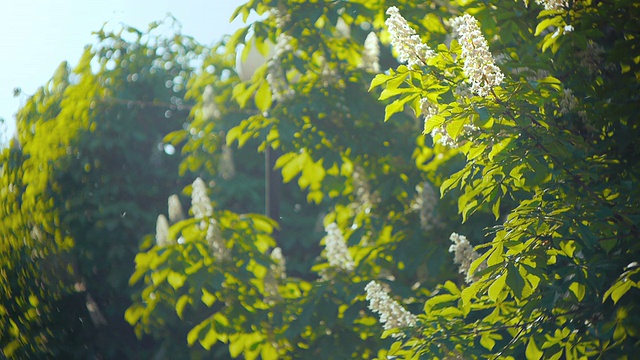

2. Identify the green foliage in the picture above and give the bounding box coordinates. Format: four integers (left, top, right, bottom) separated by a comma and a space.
4, 0, 639, 358
1, 20, 204, 358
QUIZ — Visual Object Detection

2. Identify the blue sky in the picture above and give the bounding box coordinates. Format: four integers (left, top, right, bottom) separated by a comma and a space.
0, 0, 250, 144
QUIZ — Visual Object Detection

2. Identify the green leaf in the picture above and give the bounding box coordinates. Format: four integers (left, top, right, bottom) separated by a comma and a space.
506, 264, 526, 299
384, 95, 418, 121
200, 324, 219, 350
480, 332, 496, 350
559, 240, 576, 258
446, 118, 465, 139
489, 138, 511, 161
488, 273, 506, 302
176, 294, 191, 319
569, 282, 585, 301
226, 125, 244, 146
124, 305, 143, 325
604, 279, 634, 304
260, 342, 278, 360
233, 81, 260, 108
369, 73, 392, 91
535, 16, 562, 36
526, 338, 543, 360
423, 114, 445, 134
202, 288, 216, 307
187, 321, 209, 346
167, 271, 187, 290
254, 81, 272, 112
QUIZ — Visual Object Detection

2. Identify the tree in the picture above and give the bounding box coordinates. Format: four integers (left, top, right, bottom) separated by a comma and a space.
128, 1, 474, 358
5, 0, 639, 358
129, 0, 640, 358
0, 19, 205, 358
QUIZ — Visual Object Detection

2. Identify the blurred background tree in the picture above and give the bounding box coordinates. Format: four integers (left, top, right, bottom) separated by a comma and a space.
0, 19, 205, 358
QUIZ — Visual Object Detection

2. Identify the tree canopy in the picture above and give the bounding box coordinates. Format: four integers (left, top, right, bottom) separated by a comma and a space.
2, 0, 639, 359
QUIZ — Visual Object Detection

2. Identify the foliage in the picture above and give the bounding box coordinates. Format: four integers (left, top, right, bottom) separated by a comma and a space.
0, 20, 204, 358
370, 0, 640, 357
129, 0, 640, 358
3, 0, 639, 358
128, 0, 484, 358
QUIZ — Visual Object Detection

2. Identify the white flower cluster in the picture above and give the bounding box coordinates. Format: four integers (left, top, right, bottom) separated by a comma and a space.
454, 82, 473, 102
578, 41, 605, 75
385, 7, 435, 68
534, 0, 568, 10
219, 145, 236, 180
270, 247, 287, 280
201, 85, 219, 121
420, 97, 446, 144
168, 194, 184, 223
206, 218, 229, 261
271, 3, 291, 29
365, 281, 418, 337
264, 247, 287, 303
266, 33, 295, 102
319, 56, 340, 88
420, 98, 438, 121
190, 177, 228, 259
30, 226, 43, 242
450, 14, 504, 97
361, 32, 380, 73
191, 177, 213, 220
449, 232, 483, 283
431, 126, 457, 147
155, 214, 170, 247
335, 18, 351, 38
559, 88, 578, 115
323, 223, 355, 271
418, 181, 438, 231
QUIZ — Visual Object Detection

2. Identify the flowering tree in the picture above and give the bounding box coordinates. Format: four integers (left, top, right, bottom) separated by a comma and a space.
371, 0, 640, 357
125, 0, 640, 358
4, 0, 636, 358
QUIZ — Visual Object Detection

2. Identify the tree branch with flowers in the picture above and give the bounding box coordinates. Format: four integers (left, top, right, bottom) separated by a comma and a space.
125, 0, 640, 358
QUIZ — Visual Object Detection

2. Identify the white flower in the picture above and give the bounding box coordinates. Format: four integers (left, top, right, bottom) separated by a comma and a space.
206, 218, 228, 261
155, 214, 170, 247
270, 247, 287, 280
365, 281, 417, 337
418, 182, 438, 231
534, 0, 568, 11
564, 25, 574, 33
271, 4, 291, 29
266, 33, 296, 102
168, 194, 184, 223
323, 223, 355, 271
450, 14, 504, 97
191, 177, 213, 220
578, 41, 605, 74
431, 127, 457, 147
335, 17, 351, 38
559, 88, 578, 115
449, 232, 484, 283
202, 85, 219, 120
454, 82, 473, 102
361, 32, 380, 73
420, 98, 438, 120
385, 6, 435, 68
264, 247, 287, 303
319, 56, 340, 88
219, 145, 236, 180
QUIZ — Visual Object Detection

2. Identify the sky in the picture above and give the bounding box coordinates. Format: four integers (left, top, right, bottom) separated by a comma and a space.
0, 0, 251, 144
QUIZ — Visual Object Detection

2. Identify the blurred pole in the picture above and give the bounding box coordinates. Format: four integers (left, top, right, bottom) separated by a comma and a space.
265, 146, 280, 240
